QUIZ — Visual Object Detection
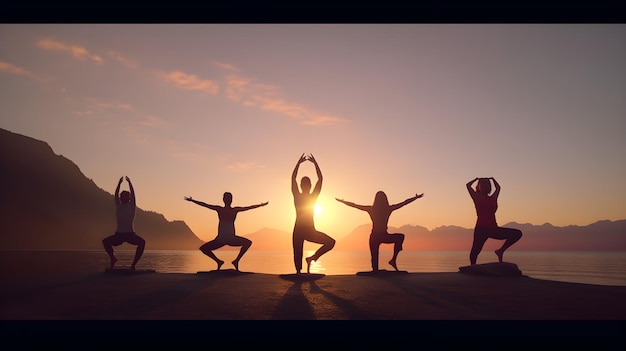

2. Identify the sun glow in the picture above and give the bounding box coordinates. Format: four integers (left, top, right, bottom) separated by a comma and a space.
314, 204, 323, 217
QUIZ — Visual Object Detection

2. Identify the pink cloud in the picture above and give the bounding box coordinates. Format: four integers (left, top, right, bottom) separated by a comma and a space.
162, 70, 219, 94
0, 60, 41, 80
36, 39, 104, 64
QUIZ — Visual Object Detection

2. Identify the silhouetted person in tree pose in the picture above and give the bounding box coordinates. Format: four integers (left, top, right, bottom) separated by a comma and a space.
185, 192, 268, 271
466, 177, 522, 265
336, 191, 423, 272
103, 176, 146, 270
291, 153, 335, 274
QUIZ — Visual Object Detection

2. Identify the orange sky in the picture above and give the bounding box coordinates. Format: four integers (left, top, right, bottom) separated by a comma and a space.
1, 24, 625, 242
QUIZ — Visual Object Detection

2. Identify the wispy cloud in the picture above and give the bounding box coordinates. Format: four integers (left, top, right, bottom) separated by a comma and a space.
140, 115, 168, 128
108, 51, 139, 69
36, 39, 104, 64
213, 61, 240, 72
216, 63, 348, 126
160, 70, 219, 94
71, 98, 134, 117
0, 60, 43, 81
223, 74, 348, 126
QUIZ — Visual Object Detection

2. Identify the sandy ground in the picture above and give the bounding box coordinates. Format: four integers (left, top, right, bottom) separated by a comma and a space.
1, 268, 624, 347
1, 268, 625, 320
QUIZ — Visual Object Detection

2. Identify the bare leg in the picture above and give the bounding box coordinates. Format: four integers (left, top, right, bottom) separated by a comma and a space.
369, 233, 380, 272
493, 228, 523, 263
387, 233, 404, 271
103, 236, 119, 269
495, 249, 504, 263
109, 256, 118, 269
369, 238, 380, 272
129, 237, 146, 270
305, 231, 336, 273
232, 238, 252, 271
470, 229, 489, 265
200, 241, 225, 270
293, 233, 305, 274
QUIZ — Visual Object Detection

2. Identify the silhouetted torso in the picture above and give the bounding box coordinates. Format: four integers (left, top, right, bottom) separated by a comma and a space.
115, 203, 135, 233
368, 206, 392, 233
472, 195, 498, 229
294, 192, 317, 229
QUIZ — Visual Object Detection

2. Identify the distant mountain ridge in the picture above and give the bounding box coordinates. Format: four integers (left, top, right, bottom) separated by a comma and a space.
332, 220, 626, 252
1, 127, 624, 252
0, 128, 204, 250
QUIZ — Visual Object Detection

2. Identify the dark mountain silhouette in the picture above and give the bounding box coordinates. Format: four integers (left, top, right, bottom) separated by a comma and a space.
0, 128, 204, 250
335, 220, 626, 251
2, 127, 624, 252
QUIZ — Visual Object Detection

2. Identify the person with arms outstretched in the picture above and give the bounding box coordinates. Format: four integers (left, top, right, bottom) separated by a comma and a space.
103, 176, 146, 270
185, 192, 268, 271
291, 153, 335, 274
336, 191, 423, 272
466, 177, 522, 265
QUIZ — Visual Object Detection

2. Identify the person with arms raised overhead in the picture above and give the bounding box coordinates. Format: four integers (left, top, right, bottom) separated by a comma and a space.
185, 192, 268, 271
466, 177, 522, 265
103, 176, 146, 270
291, 153, 335, 274
336, 191, 423, 272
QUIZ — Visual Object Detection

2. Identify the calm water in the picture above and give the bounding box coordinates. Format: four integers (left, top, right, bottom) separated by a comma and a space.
3, 249, 625, 287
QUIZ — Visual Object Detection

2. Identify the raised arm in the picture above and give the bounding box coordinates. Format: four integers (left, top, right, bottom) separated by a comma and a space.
114, 177, 123, 205
237, 201, 269, 212
390, 193, 424, 211
184, 196, 220, 211
466, 177, 478, 196
126, 176, 136, 205
309, 154, 323, 196
335, 198, 369, 212
292, 153, 307, 196
490, 177, 501, 199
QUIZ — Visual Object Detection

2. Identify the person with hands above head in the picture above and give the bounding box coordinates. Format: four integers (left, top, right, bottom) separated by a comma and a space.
466, 177, 522, 265
102, 176, 146, 270
336, 191, 423, 272
185, 192, 268, 271
291, 153, 336, 274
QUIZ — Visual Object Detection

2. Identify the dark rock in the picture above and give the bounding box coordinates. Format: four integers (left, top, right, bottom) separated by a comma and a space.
458, 262, 523, 277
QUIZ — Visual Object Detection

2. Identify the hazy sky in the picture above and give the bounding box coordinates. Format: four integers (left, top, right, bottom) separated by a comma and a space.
1, 24, 624, 242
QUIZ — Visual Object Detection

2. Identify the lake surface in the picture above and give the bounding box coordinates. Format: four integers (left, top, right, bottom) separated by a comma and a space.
2, 249, 625, 287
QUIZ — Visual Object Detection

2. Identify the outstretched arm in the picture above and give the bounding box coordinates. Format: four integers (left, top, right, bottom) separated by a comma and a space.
390, 193, 424, 211
292, 153, 307, 196
237, 202, 269, 212
490, 177, 501, 198
126, 176, 136, 205
184, 196, 220, 211
335, 198, 369, 212
114, 177, 123, 205
309, 154, 323, 196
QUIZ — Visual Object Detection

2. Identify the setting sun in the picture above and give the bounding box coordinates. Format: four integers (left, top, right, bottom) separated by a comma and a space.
314, 204, 323, 217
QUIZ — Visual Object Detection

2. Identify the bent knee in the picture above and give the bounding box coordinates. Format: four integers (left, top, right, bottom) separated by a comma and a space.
328, 238, 336, 248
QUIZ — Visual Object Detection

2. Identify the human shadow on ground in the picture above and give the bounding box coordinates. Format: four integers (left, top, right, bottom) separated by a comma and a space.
362, 272, 532, 318
272, 278, 368, 319
89, 274, 224, 319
